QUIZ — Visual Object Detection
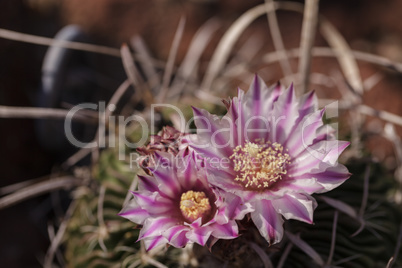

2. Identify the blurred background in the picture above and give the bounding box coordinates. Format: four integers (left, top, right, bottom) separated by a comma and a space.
1, 0, 402, 267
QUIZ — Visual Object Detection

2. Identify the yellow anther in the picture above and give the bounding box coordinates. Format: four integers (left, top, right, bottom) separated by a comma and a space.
180, 191, 211, 222
230, 141, 290, 190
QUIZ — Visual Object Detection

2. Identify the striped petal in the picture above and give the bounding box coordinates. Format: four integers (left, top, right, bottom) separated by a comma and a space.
139, 217, 177, 240
192, 107, 234, 157
163, 225, 189, 248
285, 109, 325, 156
278, 177, 324, 195
251, 199, 284, 245
133, 192, 174, 215
270, 84, 299, 144
118, 201, 149, 225
150, 152, 181, 198
272, 193, 317, 224
210, 221, 239, 240
177, 152, 208, 190
223, 193, 254, 221
288, 140, 349, 178
137, 175, 158, 192
226, 89, 246, 145
311, 162, 351, 193
143, 236, 168, 251
296, 90, 317, 123
186, 226, 214, 246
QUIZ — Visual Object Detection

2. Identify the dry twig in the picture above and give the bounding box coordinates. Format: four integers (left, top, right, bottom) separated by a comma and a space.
169, 18, 221, 99
201, 2, 278, 92
0, 105, 98, 123
265, 0, 293, 80
320, 19, 364, 95
0, 28, 120, 56
298, 0, 320, 93
0, 176, 83, 210
157, 17, 186, 103
44, 199, 78, 268
325, 211, 339, 266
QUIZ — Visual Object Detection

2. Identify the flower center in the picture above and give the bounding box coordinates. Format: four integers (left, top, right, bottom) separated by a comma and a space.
180, 190, 211, 222
230, 141, 291, 190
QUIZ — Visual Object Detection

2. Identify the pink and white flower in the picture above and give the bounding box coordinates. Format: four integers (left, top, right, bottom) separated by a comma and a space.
119, 151, 250, 250
187, 75, 351, 245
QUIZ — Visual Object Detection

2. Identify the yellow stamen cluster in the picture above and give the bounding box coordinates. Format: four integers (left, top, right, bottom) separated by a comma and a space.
230, 141, 291, 190
180, 190, 211, 222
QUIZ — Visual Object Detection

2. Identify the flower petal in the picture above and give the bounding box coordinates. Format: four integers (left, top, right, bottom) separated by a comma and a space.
163, 225, 189, 248
149, 152, 181, 198
244, 76, 282, 119
297, 90, 317, 120
138, 175, 158, 192
289, 140, 349, 177
278, 177, 324, 195
133, 192, 173, 215
118, 200, 149, 225
272, 193, 317, 224
311, 162, 351, 193
210, 221, 239, 240
227, 88, 246, 144
223, 192, 254, 221
186, 226, 214, 246
285, 109, 325, 156
270, 84, 299, 144
143, 236, 168, 251
250, 199, 284, 245
177, 152, 208, 190
206, 172, 244, 194
322, 141, 350, 165
139, 217, 177, 240
192, 107, 234, 157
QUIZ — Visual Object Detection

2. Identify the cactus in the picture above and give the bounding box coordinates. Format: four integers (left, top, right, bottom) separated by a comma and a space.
61, 139, 401, 267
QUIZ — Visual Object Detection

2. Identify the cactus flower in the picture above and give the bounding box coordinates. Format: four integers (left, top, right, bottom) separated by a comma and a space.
119, 151, 250, 250
187, 76, 351, 245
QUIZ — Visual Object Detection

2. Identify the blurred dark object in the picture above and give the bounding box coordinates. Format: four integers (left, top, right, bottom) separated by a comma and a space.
36, 24, 127, 162
36, 25, 95, 158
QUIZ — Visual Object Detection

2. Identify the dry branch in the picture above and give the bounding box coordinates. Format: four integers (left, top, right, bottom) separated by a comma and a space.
157, 17, 186, 103
298, 0, 320, 93
0, 28, 120, 57
0, 176, 83, 210
0, 105, 98, 123
265, 0, 293, 79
